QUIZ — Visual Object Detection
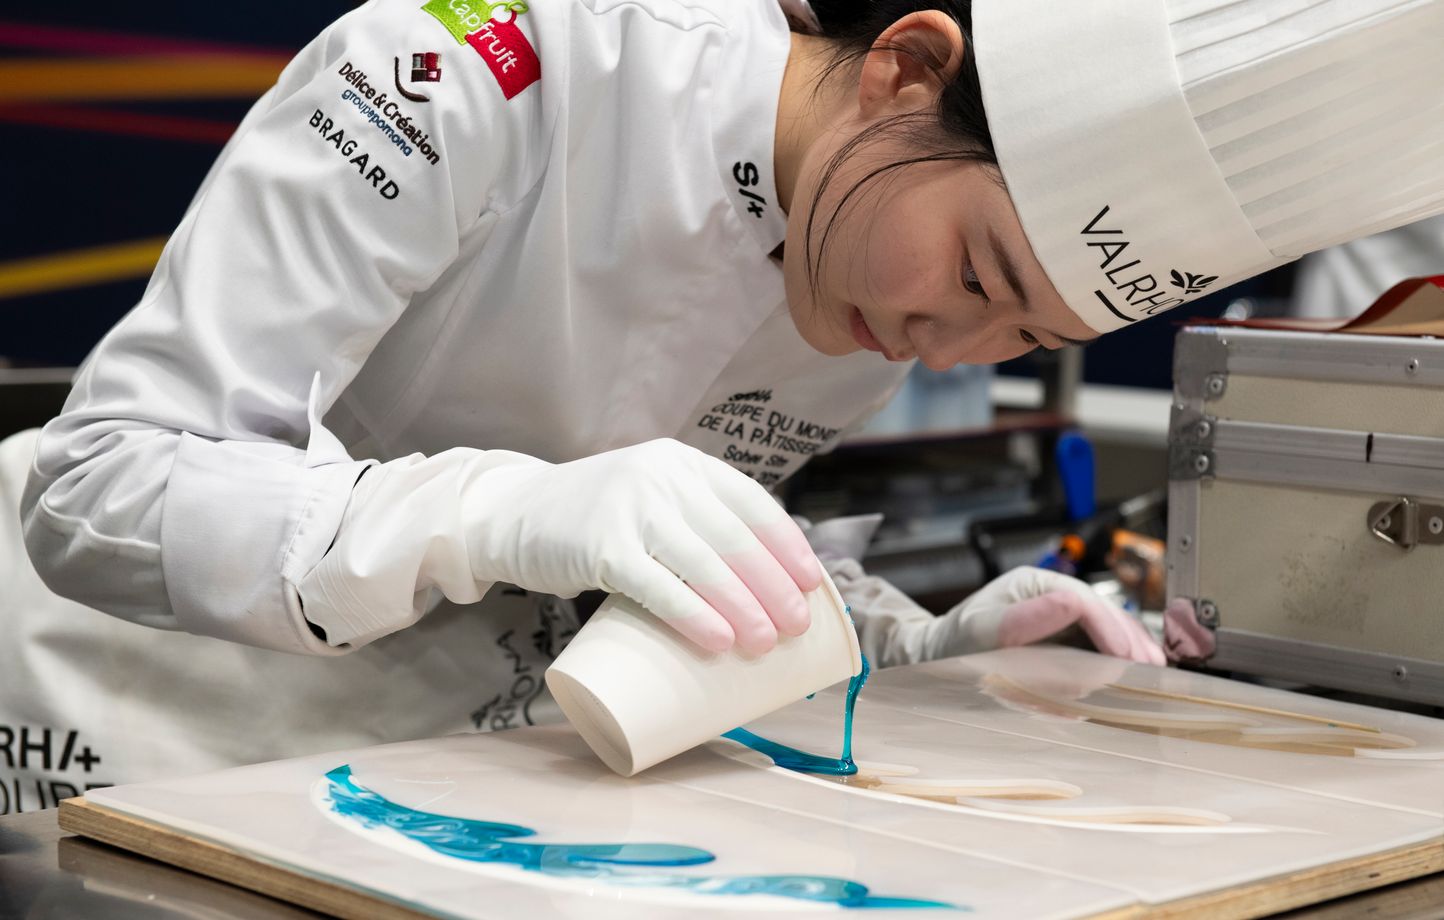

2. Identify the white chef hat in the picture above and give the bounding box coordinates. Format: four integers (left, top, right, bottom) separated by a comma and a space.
973, 0, 1444, 333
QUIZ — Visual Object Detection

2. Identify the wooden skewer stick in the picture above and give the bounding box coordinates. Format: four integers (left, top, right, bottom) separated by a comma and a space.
1103, 683, 1381, 734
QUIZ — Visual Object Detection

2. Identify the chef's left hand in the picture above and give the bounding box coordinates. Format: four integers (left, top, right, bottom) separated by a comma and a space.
926, 567, 1164, 665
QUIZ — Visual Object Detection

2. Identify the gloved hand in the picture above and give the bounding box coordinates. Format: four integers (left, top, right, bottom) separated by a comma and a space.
820, 545, 1166, 667
463, 439, 821, 652
1162, 597, 1216, 664
298, 439, 821, 653
925, 567, 1165, 665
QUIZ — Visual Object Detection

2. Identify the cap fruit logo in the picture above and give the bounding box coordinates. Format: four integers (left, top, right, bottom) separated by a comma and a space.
424, 0, 528, 36
1170, 270, 1218, 296
421, 0, 540, 100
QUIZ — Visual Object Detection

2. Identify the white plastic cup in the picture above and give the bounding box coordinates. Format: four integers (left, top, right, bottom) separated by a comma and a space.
545, 570, 862, 776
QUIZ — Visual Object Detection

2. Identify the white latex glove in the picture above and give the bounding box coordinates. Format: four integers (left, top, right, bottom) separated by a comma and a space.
929, 567, 1165, 666
801, 513, 1166, 669
298, 439, 821, 653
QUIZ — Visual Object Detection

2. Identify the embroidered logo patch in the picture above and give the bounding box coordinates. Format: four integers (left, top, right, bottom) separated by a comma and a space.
411, 51, 443, 83
394, 52, 441, 103
421, 0, 540, 100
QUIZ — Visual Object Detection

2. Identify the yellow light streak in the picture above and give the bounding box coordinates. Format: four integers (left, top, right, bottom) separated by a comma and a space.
0, 54, 288, 103
0, 238, 168, 300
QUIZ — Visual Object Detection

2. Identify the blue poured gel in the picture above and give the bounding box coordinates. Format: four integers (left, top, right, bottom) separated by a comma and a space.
324, 764, 953, 909
841, 651, 871, 765
724, 601, 871, 778
327, 765, 708, 870
723, 653, 871, 777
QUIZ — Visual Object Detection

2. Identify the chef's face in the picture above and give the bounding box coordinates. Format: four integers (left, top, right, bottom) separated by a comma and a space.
781, 132, 1099, 369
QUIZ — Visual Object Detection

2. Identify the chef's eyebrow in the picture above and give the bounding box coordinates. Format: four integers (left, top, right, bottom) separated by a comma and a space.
989, 225, 1098, 348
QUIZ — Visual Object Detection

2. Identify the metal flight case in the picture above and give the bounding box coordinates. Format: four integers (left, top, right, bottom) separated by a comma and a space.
1168, 324, 1444, 705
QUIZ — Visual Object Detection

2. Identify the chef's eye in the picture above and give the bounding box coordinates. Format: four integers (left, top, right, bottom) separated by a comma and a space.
1019, 329, 1039, 346
963, 262, 989, 301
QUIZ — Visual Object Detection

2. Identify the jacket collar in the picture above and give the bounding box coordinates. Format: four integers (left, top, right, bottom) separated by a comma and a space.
710, 0, 791, 256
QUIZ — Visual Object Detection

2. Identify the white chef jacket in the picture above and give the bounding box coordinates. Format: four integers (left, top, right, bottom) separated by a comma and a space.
7, 0, 917, 796
3, 428, 584, 807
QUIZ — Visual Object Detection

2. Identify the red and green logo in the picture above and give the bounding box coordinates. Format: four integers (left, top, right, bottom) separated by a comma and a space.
422, 0, 529, 41
421, 0, 540, 100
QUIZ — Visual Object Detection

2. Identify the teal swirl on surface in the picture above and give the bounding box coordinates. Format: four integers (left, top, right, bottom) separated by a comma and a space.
324, 763, 956, 909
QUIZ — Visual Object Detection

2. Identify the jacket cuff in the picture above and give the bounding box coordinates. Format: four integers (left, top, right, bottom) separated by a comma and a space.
823, 556, 937, 668
161, 432, 372, 655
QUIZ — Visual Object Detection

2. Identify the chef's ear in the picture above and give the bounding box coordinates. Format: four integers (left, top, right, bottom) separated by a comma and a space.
857, 10, 965, 116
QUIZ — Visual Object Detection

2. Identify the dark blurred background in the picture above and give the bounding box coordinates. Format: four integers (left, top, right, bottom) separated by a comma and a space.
0, 6, 358, 367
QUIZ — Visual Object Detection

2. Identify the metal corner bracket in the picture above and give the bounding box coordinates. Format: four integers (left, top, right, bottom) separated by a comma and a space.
1173, 329, 1230, 401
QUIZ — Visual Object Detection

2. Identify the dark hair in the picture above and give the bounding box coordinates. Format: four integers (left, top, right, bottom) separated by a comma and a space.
801, 0, 997, 299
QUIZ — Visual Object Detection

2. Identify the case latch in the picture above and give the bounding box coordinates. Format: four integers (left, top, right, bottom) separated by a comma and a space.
1367, 497, 1444, 550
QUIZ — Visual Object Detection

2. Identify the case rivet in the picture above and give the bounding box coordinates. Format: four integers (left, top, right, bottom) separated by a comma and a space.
1393, 665, 1409, 682
1431, 517, 1444, 535
1193, 454, 1211, 474
1179, 535, 1192, 552
1406, 359, 1419, 374
1198, 601, 1219, 627
1205, 374, 1226, 396
1194, 420, 1212, 439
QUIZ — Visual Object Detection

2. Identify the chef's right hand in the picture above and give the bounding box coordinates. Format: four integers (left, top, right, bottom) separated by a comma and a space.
461, 439, 820, 653
298, 439, 821, 652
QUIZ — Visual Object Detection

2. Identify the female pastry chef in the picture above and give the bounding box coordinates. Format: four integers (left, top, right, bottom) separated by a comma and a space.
11, 0, 1441, 788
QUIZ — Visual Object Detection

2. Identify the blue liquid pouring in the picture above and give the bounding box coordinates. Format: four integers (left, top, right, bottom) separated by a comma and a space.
723, 652, 871, 776
325, 763, 954, 909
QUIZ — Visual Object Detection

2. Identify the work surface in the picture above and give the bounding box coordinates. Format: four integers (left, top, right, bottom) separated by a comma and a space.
38, 648, 1444, 918
5, 807, 1444, 920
